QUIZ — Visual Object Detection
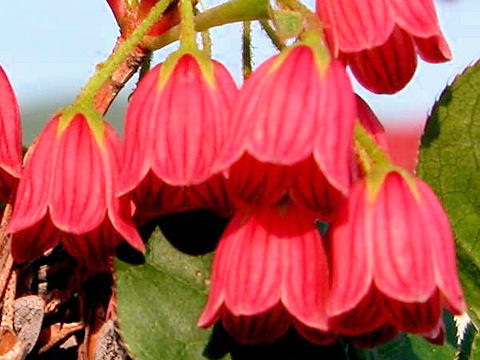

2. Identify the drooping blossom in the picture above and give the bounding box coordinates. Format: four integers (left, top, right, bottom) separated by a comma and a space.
224, 38, 356, 214
8, 113, 144, 271
0, 66, 22, 201
118, 53, 237, 222
198, 201, 335, 345
327, 170, 465, 336
316, 0, 451, 93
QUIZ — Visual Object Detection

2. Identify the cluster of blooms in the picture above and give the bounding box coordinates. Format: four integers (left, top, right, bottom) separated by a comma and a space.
0, 0, 465, 348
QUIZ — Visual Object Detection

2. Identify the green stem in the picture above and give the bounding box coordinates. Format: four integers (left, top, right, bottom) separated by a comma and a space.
259, 19, 284, 51
201, 30, 212, 56
354, 122, 391, 169
143, 0, 270, 50
179, 0, 198, 50
75, 0, 174, 107
242, 21, 252, 79
279, 0, 321, 33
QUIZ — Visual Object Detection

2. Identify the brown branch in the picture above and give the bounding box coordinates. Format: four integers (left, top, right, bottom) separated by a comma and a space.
93, 40, 148, 115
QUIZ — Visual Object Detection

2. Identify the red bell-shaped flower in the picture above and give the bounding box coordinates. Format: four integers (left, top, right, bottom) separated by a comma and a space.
198, 201, 334, 345
316, 0, 451, 93
118, 53, 237, 222
0, 66, 22, 201
327, 170, 465, 335
8, 113, 143, 271
224, 39, 356, 211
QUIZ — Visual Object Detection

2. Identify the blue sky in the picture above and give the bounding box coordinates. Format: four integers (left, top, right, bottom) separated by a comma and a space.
0, 0, 479, 142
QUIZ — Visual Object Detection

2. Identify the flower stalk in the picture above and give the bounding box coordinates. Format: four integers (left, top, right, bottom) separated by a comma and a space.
242, 21, 252, 79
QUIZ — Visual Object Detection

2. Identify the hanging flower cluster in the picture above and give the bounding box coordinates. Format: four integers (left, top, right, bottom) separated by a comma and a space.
0, 0, 465, 350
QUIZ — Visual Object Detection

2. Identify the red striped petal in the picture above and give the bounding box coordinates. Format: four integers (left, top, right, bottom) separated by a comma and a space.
316, 0, 395, 53
62, 218, 121, 272
218, 57, 275, 170
416, 179, 466, 314
373, 173, 436, 302
49, 115, 107, 234
103, 125, 144, 253
151, 55, 237, 185
346, 325, 398, 348
327, 182, 375, 323
329, 287, 388, 335
346, 27, 417, 94
198, 212, 241, 328
414, 34, 452, 63
11, 216, 60, 264
313, 59, 356, 194
226, 153, 290, 206
290, 156, 343, 216
0, 66, 22, 181
244, 46, 322, 165
187, 173, 232, 218
280, 205, 330, 331
293, 321, 337, 345
223, 208, 283, 315
118, 63, 160, 196
385, 292, 441, 333
8, 118, 59, 233
388, 0, 442, 39
221, 304, 292, 344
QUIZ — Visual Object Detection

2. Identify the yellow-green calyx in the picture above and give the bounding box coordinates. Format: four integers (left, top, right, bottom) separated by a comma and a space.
270, 30, 331, 76
158, 48, 215, 89
366, 167, 419, 203
157, 0, 215, 89
57, 105, 106, 148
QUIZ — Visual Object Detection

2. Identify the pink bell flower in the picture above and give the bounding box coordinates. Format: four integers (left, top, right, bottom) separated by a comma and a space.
198, 202, 334, 345
8, 114, 143, 271
224, 41, 356, 211
327, 171, 465, 335
118, 53, 237, 222
316, 0, 451, 93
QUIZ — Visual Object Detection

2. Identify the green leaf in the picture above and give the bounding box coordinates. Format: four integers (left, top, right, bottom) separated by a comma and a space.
417, 60, 480, 328
115, 227, 230, 360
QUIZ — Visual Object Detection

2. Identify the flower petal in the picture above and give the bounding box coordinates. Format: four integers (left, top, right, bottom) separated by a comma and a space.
346, 27, 417, 94
388, 0, 442, 39
0, 66, 22, 180
416, 179, 466, 314
372, 172, 436, 302
313, 59, 356, 194
281, 205, 330, 330
226, 154, 290, 206
221, 304, 291, 344
245, 46, 322, 165
152, 55, 237, 185
327, 182, 376, 327
118, 63, 159, 196
103, 124, 144, 253
223, 208, 283, 315
316, 0, 395, 53
414, 34, 452, 63
11, 216, 60, 263
49, 115, 107, 234
8, 118, 58, 233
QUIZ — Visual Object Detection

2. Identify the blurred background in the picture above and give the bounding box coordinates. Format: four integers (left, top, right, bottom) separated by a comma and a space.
0, 0, 478, 170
